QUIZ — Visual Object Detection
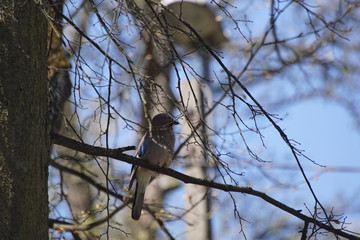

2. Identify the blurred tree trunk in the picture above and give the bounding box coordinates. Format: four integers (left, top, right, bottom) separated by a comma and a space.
181, 79, 213, 240
0, 0, 49, 239
127, 2, 177, 237
130, 31, 177, 240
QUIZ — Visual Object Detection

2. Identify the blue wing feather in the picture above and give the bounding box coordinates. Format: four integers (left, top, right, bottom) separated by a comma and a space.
137, 132, 151, 158
130, 131, 151, 189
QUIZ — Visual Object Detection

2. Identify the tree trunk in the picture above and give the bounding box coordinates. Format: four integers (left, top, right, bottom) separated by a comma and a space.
181, 79, 213, 240
0, 1, 49, 239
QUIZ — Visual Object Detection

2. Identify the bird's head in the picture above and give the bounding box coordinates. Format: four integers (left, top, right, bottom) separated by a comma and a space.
151, 113, 179, 129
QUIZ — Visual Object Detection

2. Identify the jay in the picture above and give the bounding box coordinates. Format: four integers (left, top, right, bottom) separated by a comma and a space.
129, 113, 179, 220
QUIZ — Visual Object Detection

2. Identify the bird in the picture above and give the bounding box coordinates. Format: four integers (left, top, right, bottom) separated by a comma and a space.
129, 113, 179, 220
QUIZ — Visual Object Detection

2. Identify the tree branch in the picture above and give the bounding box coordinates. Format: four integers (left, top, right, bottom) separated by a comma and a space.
51, 133, 360, 240
50, 160, 127, 201
49, 204, 127, 232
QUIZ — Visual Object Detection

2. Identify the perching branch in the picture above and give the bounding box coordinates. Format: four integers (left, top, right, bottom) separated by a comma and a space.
51, 133, 360, 240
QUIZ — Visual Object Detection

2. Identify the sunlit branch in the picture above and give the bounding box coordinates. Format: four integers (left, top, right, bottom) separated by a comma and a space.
49, 204, 128, 232
50, 160, 127, 201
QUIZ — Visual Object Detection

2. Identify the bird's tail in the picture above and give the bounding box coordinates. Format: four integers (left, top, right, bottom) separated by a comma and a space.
131, 169, 153, 220
132, 181, 145, 220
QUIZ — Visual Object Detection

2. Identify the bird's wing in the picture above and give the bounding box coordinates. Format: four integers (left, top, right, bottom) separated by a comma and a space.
129, 132, 151, 189
136, 132, 151, 158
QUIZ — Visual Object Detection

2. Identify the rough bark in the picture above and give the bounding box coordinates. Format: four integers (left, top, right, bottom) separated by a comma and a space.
0, 0, 49, 239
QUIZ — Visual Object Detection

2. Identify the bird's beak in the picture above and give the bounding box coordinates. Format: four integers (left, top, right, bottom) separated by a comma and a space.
173, 120, 180, 125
